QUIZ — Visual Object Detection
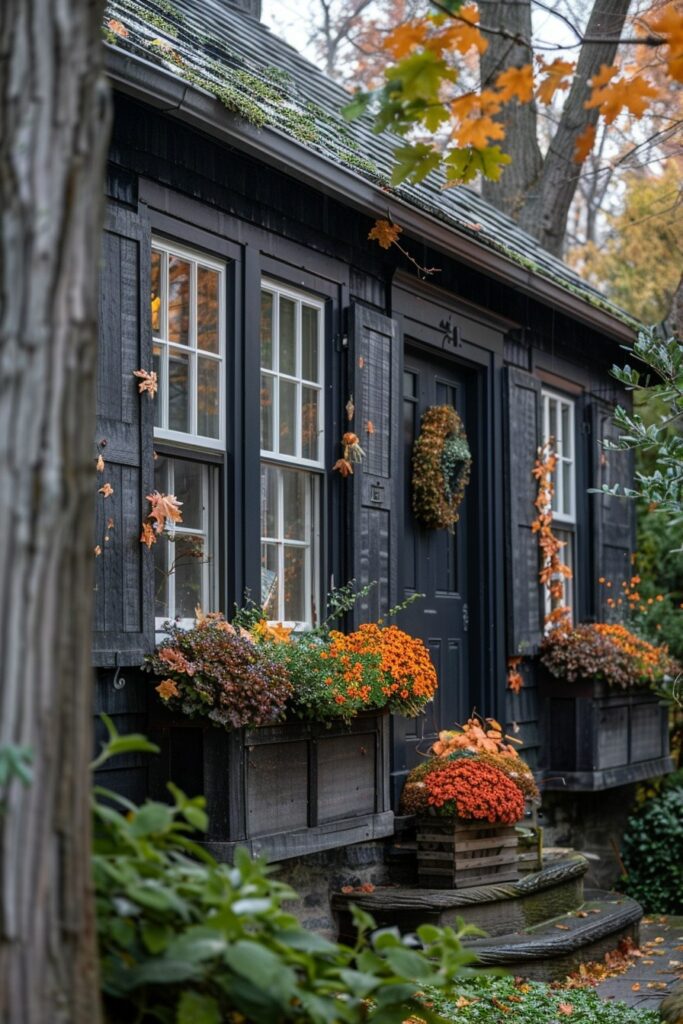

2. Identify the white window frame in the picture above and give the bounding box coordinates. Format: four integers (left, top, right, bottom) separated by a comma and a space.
260, 279, 325, 628
153, 457, 219, 633
152, 237, 226, 451
542, 389, 576, 524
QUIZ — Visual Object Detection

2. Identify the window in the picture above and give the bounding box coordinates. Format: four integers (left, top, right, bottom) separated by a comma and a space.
151, 239, 225, 627
151, 240, 225, 448
542, 389, 576, 619
260, 282, 324, 626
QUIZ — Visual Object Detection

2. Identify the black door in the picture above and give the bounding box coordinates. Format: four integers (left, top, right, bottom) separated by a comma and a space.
392, 344, 472, 802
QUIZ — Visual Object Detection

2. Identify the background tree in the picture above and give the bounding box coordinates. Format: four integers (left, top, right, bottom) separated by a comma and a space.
0, 1, 110, 1021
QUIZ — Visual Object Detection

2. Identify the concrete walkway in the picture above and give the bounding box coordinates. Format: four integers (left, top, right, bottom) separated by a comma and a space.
596, 916, 683, 1012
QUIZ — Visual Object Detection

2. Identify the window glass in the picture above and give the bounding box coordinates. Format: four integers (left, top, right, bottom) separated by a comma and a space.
542, 389, 577, 624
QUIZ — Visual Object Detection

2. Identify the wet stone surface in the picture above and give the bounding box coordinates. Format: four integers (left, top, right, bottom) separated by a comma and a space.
596, 916, 683, 1011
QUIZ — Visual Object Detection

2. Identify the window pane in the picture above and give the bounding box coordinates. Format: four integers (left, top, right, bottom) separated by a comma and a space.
301, 387, 319, 462
197, 266, 219, 353
261, 464, 278, 539
562, 461, 573, 517
153, 343, 163, 429
279, 378, 297, 455
197, 357, 220, 439
279, 297, 296, 375
404, 370, 416, 398
168, 348, 190, 433
151, 249, 162, 334
283, 470, 307, 540
172, 460, 203, 529
547, 399, 558, 447
302, 306, 319, 382
154, 540, 169, 619
168, 256, 190, 345
261, 291, 273, 369
174, 535, 205, 620
154, 453, 170, 493
261, 543, 279, 617
283, 546, 306, 622
260, 374, 274, 451
561, 403, 572, 457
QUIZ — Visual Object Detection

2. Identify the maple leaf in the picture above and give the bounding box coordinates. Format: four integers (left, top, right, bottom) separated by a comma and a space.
573, 124, 597, 164
444, 145, 511, 184
585, 73, 661, 124
107, 18, 128, 38
96, 454, 105, 473
145, 491, 183, 532
98, 482, 114, 498
591, 63, 619, 89
368, 219, 402, 249
385, 50, 457, 104
133, 368, 158, 398
536, 58, 575, 104
495, 64, 534, 103
382, 20, 428, 58
430, 4, 488, 57
647, 4, 683, 82
391, 142, 441, 185
333, 458, 354, 477
140, 522, 157, 548
453, 113, 505, 149
558, 1003, 574, 1015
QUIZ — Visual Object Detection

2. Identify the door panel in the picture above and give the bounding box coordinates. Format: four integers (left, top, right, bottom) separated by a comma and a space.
392, 345, 471, 804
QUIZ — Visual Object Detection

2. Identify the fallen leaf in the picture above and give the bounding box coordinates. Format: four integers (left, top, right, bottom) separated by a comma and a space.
455, 996, 472, 1008
341, 885, 354, 894
558, 1003, 574, 1015
647, 982, 668, 990
107, 18, 128, 38
576, 911, 588, 918
96, 454, 105, 472
556, 924, 571, 931
655, 937, 666, 944
98, 482, 114, 498
631, 983, 641, 992
366, 420, 375, 435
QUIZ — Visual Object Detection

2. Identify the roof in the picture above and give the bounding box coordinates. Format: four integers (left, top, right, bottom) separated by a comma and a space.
103, 0, 636, 334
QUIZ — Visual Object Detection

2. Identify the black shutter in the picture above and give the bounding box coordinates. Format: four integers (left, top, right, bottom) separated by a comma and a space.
590, 398, 635, 621
349, 304, 400, 623
504, 367, 543, 654
92, 201, 154, 667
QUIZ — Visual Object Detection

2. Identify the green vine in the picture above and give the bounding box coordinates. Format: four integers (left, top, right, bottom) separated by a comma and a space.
412, 405, 471, 531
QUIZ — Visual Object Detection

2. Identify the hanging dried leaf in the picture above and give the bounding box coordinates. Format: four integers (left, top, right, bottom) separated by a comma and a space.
368, 218, 402, 250
140, 522, 157, 549
133, 368, 158, 398
145, 491, 183, 532
98, 482, 114, 498
96, 454, 105, 473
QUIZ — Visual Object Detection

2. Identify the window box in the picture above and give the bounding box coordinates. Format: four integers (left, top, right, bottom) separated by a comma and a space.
416, 818, 519, 889
540, 674, 672, 791
148, 705, 394, 861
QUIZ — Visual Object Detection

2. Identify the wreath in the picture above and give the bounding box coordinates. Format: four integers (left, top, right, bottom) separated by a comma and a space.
412, 405, 471, 531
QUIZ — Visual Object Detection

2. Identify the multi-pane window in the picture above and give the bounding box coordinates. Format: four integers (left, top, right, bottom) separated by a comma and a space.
260, 282, 324, 626
153, 455, 218, 627
542, 389, 576, 619
151, 238, 224, 626
151, 240, 225, 448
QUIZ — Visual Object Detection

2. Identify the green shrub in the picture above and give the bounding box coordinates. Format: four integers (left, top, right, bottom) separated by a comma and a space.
620, 786, 683, 913
94, 721, 483, 1024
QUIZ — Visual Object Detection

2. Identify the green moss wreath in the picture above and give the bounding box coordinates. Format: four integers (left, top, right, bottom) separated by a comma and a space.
412, 405, 471, 531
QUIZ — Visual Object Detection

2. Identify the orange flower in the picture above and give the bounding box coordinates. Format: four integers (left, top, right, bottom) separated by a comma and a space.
155, 678, 180, 700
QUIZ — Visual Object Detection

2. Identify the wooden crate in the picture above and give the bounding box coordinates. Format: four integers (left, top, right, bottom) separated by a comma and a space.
417, 818, 519, 889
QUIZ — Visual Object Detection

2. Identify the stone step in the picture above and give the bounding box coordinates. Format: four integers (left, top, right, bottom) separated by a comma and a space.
465, 890, 643, 981
333, 853, 588, 943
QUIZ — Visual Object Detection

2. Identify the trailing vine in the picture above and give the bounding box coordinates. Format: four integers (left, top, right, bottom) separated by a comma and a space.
532, 439, 573, 628
412, 405, 471, 531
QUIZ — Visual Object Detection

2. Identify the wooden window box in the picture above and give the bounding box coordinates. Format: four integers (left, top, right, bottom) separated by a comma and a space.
416, 818, 519, 889
148, 708, 394, 861
540, 676, 672, 791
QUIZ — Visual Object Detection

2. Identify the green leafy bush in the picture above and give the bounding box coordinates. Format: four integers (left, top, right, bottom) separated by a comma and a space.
620, 786, 683, 913
94, 722, 483, 1023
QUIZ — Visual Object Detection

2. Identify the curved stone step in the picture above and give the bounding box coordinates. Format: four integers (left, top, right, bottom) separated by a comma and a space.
465, 890, 643, 981
333, 854, 588, 942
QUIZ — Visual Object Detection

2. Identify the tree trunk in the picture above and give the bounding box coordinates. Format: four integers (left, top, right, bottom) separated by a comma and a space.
479, 0, 543, 221
518, 0, 632, 255
0, 2, 110, 1022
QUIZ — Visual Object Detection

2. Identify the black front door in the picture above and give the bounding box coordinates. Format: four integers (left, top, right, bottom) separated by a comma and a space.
392, 344, 472, 802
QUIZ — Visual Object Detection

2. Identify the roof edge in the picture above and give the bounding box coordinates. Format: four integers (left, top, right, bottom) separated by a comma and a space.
106, 47, 637, 344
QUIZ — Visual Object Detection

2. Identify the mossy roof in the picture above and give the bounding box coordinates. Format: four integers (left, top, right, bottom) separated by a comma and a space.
103, 0, 636, 329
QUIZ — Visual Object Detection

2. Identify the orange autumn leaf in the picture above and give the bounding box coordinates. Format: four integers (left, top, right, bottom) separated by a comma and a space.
591, 62, 619, 89
453, 113, 505, 148
140, 522, 157, 548
133, 368, 158, 398
558, 1004, 574, 1016
107, 18, 129, 38
536, 58, 575, 104
631, 983, 641, 992
98, 482, 114, 498
495, 64, 534, 103
333, 457, 354, 477
96, 453, 105, 473
382, 19, 428, 58
366, 420, 375, 434
585, 72, 662, 124
430, 4, 488, 57
368, 219, 402, 249
94, 545, 102, 557
145, 491, 183, 532
647, 3, 683, 81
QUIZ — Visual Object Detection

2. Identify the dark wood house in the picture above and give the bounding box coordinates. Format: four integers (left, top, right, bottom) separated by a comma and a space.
95, 0, 666, 891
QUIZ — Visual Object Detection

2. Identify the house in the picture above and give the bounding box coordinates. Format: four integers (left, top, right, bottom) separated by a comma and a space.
94, 0, 663, 920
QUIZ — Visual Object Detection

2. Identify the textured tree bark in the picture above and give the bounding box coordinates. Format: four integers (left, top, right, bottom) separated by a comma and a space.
480, 0, 631, 256
0, 2, 110, 1022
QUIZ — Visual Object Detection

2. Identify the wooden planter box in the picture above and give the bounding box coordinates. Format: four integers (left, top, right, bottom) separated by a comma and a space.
147, 708, 394, 862
417, 817, 519, 889
540, 676, 672, 791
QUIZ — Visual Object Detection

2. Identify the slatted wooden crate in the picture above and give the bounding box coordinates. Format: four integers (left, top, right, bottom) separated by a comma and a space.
417, 818, 519, 889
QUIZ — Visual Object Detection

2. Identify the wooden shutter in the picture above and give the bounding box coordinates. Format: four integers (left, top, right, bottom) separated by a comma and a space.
590, 398, 635, 620
504, 366, 543, 654
92, 201, 154, 667
349, 304, 400, 624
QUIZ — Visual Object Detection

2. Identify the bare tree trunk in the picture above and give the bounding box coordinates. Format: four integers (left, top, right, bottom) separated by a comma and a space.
0, 2, 110, 1022
518, 0, 632, 254
480, 0, 543, 220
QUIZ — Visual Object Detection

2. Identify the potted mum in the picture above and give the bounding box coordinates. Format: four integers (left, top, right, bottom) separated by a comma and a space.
539, 621, 675, 790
